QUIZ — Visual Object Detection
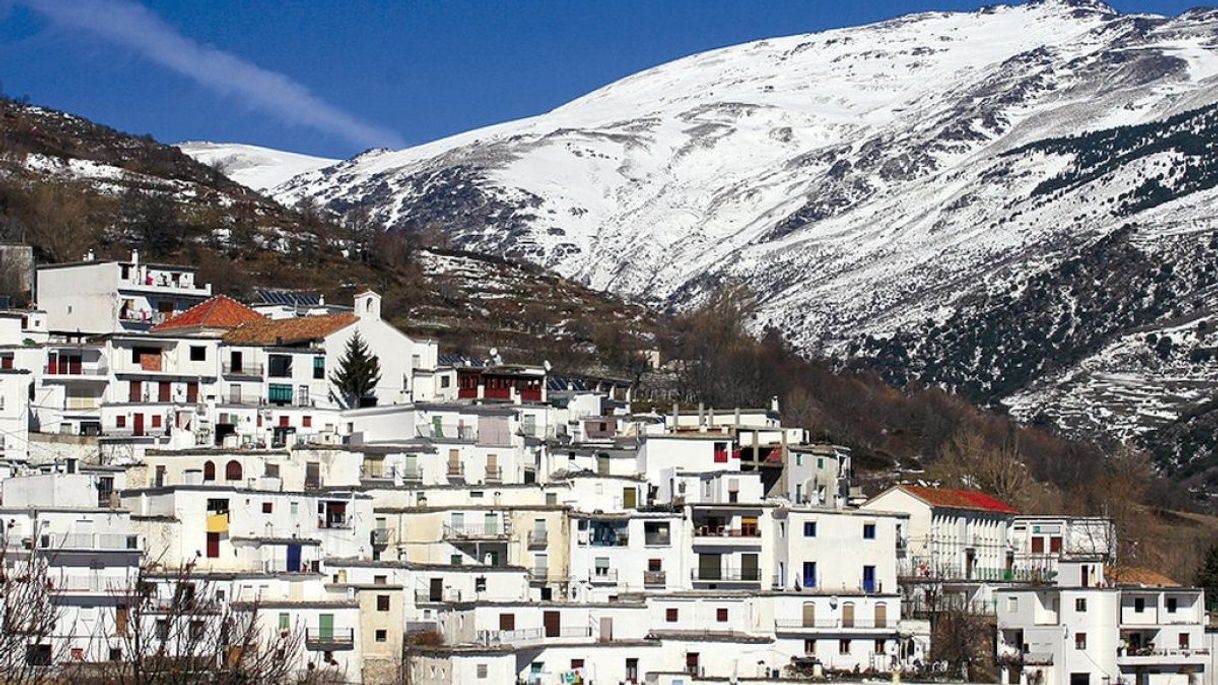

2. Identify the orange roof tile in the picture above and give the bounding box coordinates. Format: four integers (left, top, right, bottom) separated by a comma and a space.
1106, 566, 1179, 588
222, 313, 358, 346
151, 295, 265, 333
898, 485, 1019, 514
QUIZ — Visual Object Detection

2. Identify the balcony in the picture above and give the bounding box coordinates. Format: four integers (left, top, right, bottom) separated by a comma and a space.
370, 529, 392, 546
589, 569, 619, 585
222, 362, 264, 378
484, 466, 503, 483
692, 526, 762, 545
774, 618, 890, 631
527, 530, 548, 548
41, 533, 139, 551
43, 364, 109, 380
691, 567, 761, 583
419, 425, 478, 442
304, 628, 355, 650
446, 462, 465, 478
442, 523, 509, 541
587, 532, 629, 547
643, 570, 667, 587
1117, 647, 1209, 666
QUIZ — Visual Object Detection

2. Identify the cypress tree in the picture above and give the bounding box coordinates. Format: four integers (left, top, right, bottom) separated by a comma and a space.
330, 331, 381, 407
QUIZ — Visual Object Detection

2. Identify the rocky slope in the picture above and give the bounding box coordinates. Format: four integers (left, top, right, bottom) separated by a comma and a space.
208, 0, 1218, 482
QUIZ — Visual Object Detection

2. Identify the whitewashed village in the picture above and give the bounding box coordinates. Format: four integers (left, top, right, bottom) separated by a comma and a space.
0, 248, 1198, 685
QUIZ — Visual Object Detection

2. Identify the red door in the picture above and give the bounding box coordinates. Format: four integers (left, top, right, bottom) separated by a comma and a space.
133, 414, 144, 437
186, 382, 198, 403
206, 532, 220, 558
544, 611, 560, 638
129, 381, 141, 402
159, 382, 171, 402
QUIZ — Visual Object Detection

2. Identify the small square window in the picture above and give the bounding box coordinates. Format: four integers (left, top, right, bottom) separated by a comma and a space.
1135, 598, 1145, 613
1075, 598, 1087, 612
374, 575, 387, 585
863, 523, 876, 540
666, 608, 678, 623
262, 502, 272, 514
376, 595, 390, 611
376, 629, 387, 643
189, 346, 206, 362
804, 521, 817, 537
1075, 633, 1086, 650
476, 664, 488, 679
716, 608, 728, 622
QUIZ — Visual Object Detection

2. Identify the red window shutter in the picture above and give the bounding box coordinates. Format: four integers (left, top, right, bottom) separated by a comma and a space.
151, 415, 162, 428
279, 416, 289, 428
303, 416, 312, 428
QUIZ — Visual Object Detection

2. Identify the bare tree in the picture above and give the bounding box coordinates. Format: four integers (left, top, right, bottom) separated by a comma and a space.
74, 561, 306, 685
0, 522, 73, 685
18, 180, 108, 263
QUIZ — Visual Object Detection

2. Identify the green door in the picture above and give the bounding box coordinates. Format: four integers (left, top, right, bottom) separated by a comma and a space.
318, 613, 334, 640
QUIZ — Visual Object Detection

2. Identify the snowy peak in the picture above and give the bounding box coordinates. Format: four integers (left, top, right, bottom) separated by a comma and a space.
176, 142, 337, 192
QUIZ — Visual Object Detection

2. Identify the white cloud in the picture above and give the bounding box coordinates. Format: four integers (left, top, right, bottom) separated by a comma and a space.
19, 0, 405, 150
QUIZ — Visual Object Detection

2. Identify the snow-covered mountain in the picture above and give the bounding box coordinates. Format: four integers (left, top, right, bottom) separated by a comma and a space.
177, 142, 336, 192
205, 0, 1218, 480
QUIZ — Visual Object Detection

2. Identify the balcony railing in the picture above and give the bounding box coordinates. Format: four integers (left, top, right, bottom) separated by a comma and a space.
529, 567, 550, 580
590, 569, 619, 584
527, 530, 548, 548
304, 628, 355, 649
44, 364, 109, 377
644, 570, 667, 587
442, 523, 508, 540
644, 533, 672, 546
419, 425, 478, 441
446, 462, 465, 477
587, 533, 629, 547
693, 526, 761, 539
222, 362, 264, 377
41, 533, 139, 551
484, 466, 503, 482
775, 618, 889, 630
371, 529, 392, 546
691, 568, 761, 582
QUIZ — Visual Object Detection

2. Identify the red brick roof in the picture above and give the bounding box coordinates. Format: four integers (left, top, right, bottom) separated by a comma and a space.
222, 313, 358, 346
898, 485, 1019, 514
151, 295, 264, 333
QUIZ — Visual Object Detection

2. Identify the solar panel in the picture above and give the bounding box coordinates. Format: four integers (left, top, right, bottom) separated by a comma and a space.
254, 289, 321, 307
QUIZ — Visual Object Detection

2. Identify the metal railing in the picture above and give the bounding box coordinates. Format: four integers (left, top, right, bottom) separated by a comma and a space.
419, 425, 477, 441
588, 533, 629, 547
222, 362, 264, 376
589, 569, 619, 584
442, 523, 508, 540
691, 568, 761, 582
527, 530, 548, 548
446, 462, 465, 477
371, 529, 392, 545
304, 628, 354, 646
41, 533, 139, 551
484, 466, 503, 482
775, 617, 889, 630
693, 526, 761, 539
44, 364, 109, 377
644, 570, 667, 587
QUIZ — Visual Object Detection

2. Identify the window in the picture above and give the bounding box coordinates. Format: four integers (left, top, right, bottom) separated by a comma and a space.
1135, 598, 1145, 613
303, 415, 312, 428
1179, 632, 1190, 649
377, 595, 390, 612
202, 461, 215, 481
376, 629, 387, 643
313, 357, 325, 380
268, 355, 292, 378
440, 376, 450, 388
1007, 596, 1018, 613
190, 346, 206, 362
1167, 597, 1178, 613
279, 613, 290, 631
839, 639, 851, 655
116, 415, 126, 428
804, 521, 817, 537
374, 575, 387, 585
155, 619, 169, 640
1075, 633, 1086, 650
189, 620, 205, 640
151, 415, 162, 429
1075, 598, 1087, 612
268, 383, 292, 405
804, 639, 816, 654
225, 460, 243, 481
262, 502, 272, 514
476, 664, 488, 679
108, 647, 121, 662
716, 608, 728, 622
666, 608, 678, 623
863, 523, 876, 539
875, 639, 886, 653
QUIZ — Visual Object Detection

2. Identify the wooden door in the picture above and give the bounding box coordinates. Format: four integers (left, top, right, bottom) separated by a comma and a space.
129, 380, 141, 402
499, 613, 515, 631
623, 487, 636, 509
133, 413, 145, 437
429, 578, 443, 602
802, 602, 816, 627
875, 603, 887, 628
159, 382, 171, 402
741, 553, 759, 581
186, 382, 198, 403
599, 617, 613, 642
842, 602, 855, 628
543, 611, 560, 638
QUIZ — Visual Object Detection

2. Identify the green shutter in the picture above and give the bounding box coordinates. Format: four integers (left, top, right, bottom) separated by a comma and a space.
318, 613, 334, 639
268, 384, 292, 402
278, 613, 289, 631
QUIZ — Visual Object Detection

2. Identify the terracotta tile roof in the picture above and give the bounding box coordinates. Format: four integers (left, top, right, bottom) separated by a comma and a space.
151, 295, 264, 333
898, 485, 1019, 514
222, 313, 358, 346
1106, 566, 1179, 588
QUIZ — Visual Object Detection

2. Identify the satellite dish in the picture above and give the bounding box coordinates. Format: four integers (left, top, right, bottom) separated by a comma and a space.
488, 347, 498, 358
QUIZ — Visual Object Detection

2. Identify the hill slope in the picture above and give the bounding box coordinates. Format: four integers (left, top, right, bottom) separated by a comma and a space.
246, 0, 1218, 478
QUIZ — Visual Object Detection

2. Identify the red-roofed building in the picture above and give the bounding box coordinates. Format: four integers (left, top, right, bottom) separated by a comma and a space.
863, 484, 1019, 592
150, 295, 265, 336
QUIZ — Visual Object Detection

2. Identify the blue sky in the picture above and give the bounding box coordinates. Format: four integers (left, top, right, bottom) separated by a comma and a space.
0, 0, 1203, 158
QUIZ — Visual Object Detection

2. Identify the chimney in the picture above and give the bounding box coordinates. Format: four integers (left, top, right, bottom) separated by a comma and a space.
770, 395, 780, 414
697, 402, 705, 426
671, 402, 679, 431
131, 249, 140, 266
318, 294, 325, 306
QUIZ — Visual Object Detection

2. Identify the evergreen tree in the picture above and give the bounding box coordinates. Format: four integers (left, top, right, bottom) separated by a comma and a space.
330, 331, 381, 407
1196, 543, 1218, 610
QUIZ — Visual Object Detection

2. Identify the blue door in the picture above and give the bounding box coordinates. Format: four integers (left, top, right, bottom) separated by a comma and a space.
287, 543, 302, 572
863, 565, 876, 593
802, 561, 816, 588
